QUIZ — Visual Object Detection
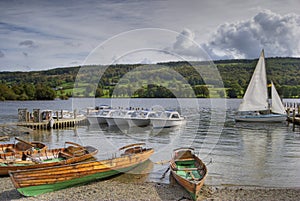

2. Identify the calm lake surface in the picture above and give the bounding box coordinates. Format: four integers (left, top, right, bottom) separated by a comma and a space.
0, 98, 299, 188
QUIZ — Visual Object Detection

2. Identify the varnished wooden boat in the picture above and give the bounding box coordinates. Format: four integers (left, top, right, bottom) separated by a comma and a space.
9, 143, 154, 197
170, 148, 207, 200
1, 141, 97, 176
0, 137, 48, 156
0, 137, 47, 154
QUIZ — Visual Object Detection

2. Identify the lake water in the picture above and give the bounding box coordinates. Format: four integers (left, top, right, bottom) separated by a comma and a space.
0, 98, 299, 188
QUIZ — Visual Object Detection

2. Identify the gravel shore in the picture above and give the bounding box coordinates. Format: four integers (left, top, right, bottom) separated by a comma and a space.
1, 175, 299, 201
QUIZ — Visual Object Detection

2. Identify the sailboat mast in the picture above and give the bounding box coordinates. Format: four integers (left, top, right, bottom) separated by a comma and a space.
262, 49, 270, 112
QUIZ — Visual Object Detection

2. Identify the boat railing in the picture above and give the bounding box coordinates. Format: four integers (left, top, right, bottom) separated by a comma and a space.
118, 143, 146, 151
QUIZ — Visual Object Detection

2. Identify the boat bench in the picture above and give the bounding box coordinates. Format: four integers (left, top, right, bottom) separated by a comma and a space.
176, 169, 202, 181
58, 151, 74, 158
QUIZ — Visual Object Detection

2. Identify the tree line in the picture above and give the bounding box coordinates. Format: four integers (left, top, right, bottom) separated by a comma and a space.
0, 57, 299, 100
0, 83, 56, 101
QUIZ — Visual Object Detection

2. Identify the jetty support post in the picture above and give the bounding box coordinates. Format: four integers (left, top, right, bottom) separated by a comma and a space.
33, 109, 41, 122
56, 111, 59, 121
293, 109, 296, 131
287, 108, 290, 126
18, 108, 28, 122
74, 109, 77, 119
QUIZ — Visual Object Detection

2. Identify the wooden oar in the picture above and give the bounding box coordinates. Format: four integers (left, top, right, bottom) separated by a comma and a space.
154, 160, 170, 165
160, 166, 170, 180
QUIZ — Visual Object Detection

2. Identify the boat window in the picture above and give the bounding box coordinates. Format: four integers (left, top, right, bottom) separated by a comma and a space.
148, 113, 156, 118
171, 114, 179, 118
131, 112, 137, 117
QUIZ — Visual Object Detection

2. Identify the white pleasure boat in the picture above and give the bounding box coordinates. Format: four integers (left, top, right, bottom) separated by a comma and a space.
105, 110, 134, 127
151, 111, 184, 128
127, 110, 157, 127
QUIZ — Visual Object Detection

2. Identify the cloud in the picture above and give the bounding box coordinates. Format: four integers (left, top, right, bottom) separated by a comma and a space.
165, 29, 207, 60
203, 9, 300, 59
64, 41, 81, 47
19, 40, 37, 48
0, 50, 4, 58
1, 1, 300, 71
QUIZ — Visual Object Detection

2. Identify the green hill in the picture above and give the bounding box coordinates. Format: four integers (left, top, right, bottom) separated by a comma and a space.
0, 57, 299, 100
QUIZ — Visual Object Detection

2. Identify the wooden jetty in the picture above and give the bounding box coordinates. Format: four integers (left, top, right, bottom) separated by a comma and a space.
17, 117, 88, 130
285, 102, 300, 131
17, 108, 88, 130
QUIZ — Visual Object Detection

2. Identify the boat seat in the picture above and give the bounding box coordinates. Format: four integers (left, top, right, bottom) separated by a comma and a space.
177, 167, 200, 171
65, 146, 87, 157
187, 171, 198, 180
124, 147, 142, 154
58, 151, 74, 158
174, 158, 194, 162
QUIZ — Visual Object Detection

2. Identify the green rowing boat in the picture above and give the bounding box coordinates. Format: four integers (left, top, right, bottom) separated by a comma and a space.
170, 147, 207, 200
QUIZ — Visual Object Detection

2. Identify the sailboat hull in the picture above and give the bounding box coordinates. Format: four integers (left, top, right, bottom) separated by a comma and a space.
235, 114, 287, 122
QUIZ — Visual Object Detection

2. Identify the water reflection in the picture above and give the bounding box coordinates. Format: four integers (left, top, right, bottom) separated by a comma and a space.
111, 160, 154, 183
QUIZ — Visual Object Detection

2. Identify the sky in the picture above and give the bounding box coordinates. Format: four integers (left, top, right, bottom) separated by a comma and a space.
0, 0, 300, 71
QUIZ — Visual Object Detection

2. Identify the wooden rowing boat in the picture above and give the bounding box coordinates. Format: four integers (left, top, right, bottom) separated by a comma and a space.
9, 143, 154, 197
170, 148, 207, 200
0, 137, 47, 155
0, 137, 47, 154
1, 141, 98, 176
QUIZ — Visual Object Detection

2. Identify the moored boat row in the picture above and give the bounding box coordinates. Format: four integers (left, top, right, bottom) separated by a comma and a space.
87, 107, 185, 128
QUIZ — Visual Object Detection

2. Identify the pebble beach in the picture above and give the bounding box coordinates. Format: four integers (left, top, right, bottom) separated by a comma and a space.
1, 175, 299, 201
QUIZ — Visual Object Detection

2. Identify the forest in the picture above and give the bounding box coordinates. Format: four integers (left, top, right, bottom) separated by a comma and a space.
0, 57, 300, 100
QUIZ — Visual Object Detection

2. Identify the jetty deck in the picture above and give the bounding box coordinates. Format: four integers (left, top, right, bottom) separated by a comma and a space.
17, 108, 88, 130
17, 116, 88, 130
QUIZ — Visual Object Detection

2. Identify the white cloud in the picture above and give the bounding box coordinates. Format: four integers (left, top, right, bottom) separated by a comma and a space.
172, 29, 201, 57
203, 9, 300, 59
165, 29, 209, 61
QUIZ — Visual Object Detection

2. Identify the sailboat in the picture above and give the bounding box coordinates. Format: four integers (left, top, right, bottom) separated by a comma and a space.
235, 50, 287, 122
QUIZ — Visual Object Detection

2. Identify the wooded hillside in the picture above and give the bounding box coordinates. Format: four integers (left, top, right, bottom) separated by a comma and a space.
0, 57, 299, 100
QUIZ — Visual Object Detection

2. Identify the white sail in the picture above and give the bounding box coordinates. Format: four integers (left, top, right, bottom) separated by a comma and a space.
238, 50, 268, 112
271, 82, 286, 114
